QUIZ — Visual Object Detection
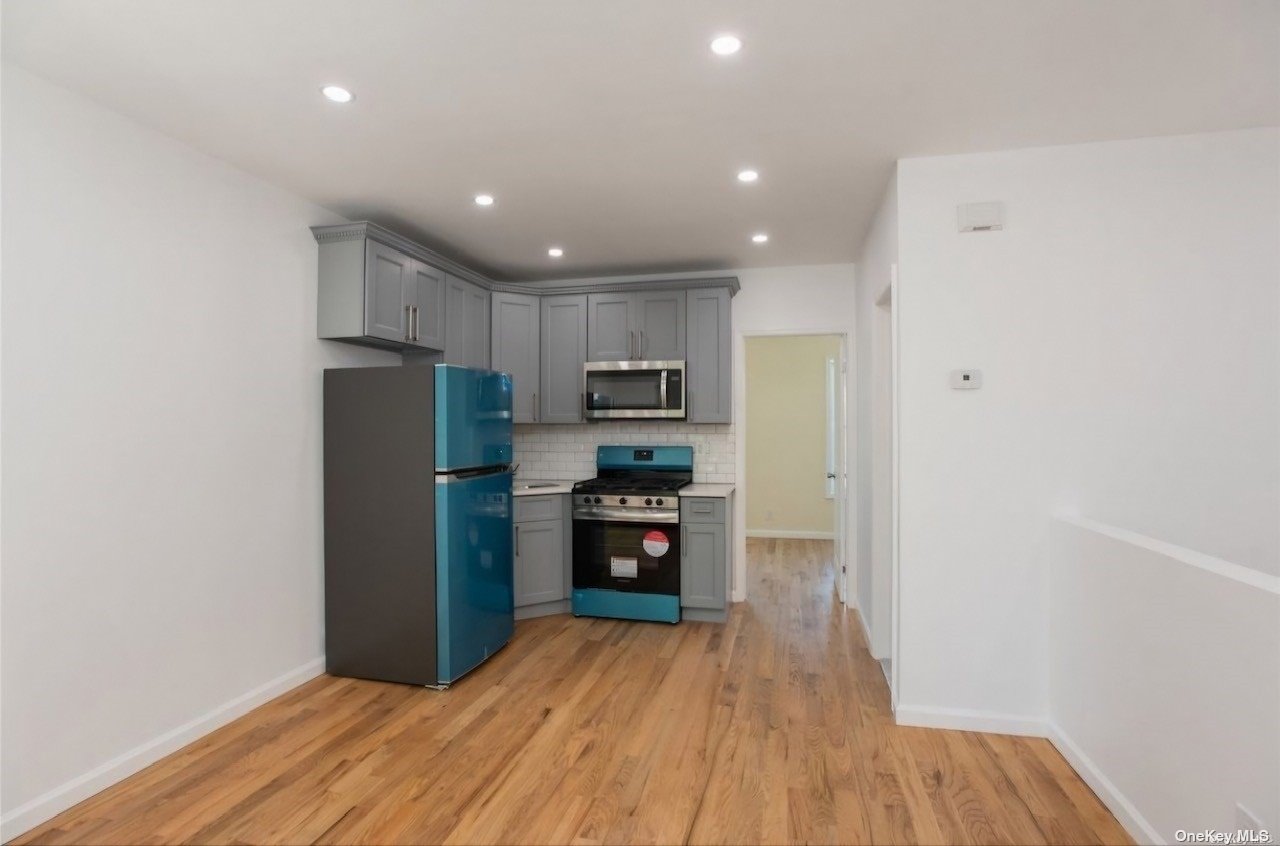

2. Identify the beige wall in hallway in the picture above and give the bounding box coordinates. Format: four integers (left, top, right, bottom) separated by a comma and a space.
745, 335, 841, 536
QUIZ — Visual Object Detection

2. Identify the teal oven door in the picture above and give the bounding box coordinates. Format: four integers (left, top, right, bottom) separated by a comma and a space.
435, 467, 514, 684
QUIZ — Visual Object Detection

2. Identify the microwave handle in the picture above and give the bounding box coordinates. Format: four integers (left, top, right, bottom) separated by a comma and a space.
660, 369, 668, 409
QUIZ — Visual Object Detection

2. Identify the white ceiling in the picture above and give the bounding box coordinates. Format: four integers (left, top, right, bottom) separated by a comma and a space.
4, 1, 1276, 280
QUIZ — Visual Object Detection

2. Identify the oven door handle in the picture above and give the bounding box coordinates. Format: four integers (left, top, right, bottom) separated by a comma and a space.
573, 507, 679, 524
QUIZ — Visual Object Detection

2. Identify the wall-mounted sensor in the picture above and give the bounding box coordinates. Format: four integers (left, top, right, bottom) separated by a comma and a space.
951, 369, 982, 390
958, 202, 1004, 233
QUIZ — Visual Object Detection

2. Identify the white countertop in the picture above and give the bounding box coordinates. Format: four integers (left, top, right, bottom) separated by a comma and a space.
678, 483, 735, 498
512, 480, 575, 497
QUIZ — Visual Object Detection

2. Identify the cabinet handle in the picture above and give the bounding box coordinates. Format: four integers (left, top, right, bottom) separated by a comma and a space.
532, 392, 538, 422
629, 330, 635, 360
404, 305, 412, 342
640, 330, 647, 359
682, 525, 688, 557
515, 525, 520, 557
412, 306, 420, 341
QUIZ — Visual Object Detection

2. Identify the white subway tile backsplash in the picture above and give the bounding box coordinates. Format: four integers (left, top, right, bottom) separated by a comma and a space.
513, 422, 735, 484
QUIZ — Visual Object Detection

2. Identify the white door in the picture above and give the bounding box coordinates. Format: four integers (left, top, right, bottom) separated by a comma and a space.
827, 350, 849, 605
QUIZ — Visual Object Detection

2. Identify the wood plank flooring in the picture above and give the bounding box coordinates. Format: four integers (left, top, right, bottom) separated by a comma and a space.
13, 538, 1131, 845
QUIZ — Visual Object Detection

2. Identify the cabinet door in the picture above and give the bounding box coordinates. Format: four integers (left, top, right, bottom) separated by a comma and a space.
492, 293, 540, 423
467, 285, 490, 368
444, 276, 490, 367
586, 293, 634, 361
364, 241, 413, 343
681, 522, 726, 609
686, 288, 731, 422
514, 518, 565, 607
541, 295, 588, 424
633, 290, 686, 361
407, 260, 446, 350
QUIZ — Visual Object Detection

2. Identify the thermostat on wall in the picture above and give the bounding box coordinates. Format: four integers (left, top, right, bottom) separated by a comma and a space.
951, 370, 982, 390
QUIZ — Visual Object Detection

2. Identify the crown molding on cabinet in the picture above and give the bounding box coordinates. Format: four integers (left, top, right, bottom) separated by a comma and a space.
311, 222, 740, 297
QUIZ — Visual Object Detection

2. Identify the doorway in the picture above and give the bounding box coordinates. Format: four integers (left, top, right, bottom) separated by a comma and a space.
743, 333, 849, 604
870, 280, 898, 701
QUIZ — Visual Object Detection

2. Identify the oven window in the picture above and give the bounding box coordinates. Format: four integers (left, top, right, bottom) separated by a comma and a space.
585, 370, 663, 411
573, 520, 680, 596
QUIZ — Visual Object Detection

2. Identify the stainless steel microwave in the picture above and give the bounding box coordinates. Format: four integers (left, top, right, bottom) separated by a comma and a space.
583, 360, 686, 420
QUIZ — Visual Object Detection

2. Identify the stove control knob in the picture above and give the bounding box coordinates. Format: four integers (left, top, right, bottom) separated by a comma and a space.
645, 497, 653, 506
655, 498, 664, 506
582, 496, 592, 505
618, 497, 628, 505
593, 496, 602, 504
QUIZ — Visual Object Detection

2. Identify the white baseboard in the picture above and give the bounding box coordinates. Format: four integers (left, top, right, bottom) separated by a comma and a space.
1046, 721, 1162, 846
0, 657, 325, 842
745, 529, 835, 540
893, 704, 1049, 738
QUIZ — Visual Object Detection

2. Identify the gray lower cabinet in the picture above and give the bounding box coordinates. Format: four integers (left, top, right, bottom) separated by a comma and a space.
444, 275, 490, 369
514, 494, 571, 619
586, 291, 686, 362
685, 288, 731, 422
541, 294, 588, 423
492, 293, 540, 423
680, 497, 730, 621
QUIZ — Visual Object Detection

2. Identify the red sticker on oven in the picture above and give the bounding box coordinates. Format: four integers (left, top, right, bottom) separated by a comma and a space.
642, 530, 671, 557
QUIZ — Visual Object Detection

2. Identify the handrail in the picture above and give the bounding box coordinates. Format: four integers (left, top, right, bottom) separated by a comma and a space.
1054, 511, 1280, 595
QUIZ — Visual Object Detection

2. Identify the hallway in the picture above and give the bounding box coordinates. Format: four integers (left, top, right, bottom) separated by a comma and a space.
15, 539, 1129, 845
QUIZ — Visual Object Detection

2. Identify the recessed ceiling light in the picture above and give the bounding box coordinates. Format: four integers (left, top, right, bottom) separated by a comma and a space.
474, 194, 495, 207
321, 85, 353, 103
737, 169, 759, 183
548, 247, 564, 258
710, 35, 742, 56
752, 233, 769, 244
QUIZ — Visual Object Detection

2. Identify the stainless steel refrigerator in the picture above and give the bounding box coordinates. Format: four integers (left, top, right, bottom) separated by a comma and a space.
323, 364, 515, 687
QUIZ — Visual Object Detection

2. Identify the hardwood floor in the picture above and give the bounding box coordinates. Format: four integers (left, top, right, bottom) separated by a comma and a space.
13, 538, 1130, 845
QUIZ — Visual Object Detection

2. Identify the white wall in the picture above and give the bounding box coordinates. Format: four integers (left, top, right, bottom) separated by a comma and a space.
0, 67, 396, 838
886, 128, 1279, 836
1048, 515, 1279, 844
854, 173, 897, 658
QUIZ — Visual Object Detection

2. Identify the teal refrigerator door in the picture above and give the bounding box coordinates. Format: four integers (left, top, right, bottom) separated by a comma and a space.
434, 365, 513, 472
435, 469, 515, 684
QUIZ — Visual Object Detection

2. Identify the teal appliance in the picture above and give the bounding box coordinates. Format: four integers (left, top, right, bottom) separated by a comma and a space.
323, 364, 514, 687
570, 445, 693, 624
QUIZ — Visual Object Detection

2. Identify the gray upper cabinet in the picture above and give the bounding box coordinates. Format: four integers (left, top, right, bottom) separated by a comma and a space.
585, 293, 634, 361
686, 288, 732, 423
444, 275, 490, 369
634, 290, 686, 361
492, 293, 540, 423
541, 294, 588, 424
586, 291, 686, 362
363, 240, 413, 343
407, 261, 446, 351
315, 230, 446, 351
315, 223, 734, 420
